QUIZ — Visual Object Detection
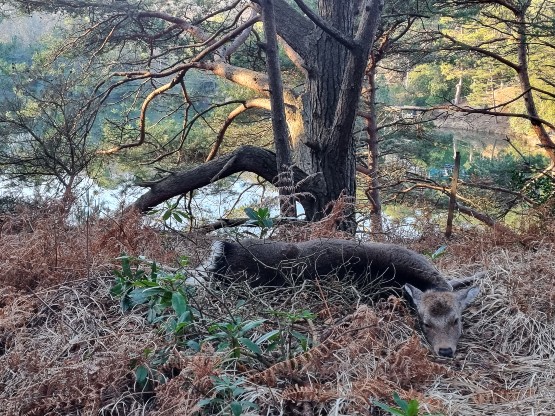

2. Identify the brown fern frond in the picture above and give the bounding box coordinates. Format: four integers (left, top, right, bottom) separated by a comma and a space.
351, 377, 397, 403
282, 383, 337, 403
251, 305, 382, 387
308, 192, 355, 239
472, 387, 537, 404
151, 372, 202, 415
383, 335, 450, 389
250, 338, 344, 386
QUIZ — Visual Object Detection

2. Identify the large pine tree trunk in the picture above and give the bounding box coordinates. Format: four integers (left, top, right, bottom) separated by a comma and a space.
132, 0, 384, 230
291, 0, 356, 222
285, 0, 381, 229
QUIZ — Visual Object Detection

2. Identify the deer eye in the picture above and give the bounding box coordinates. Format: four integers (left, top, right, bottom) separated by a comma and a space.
450, 318, 460, 326
422, 322, 432, 328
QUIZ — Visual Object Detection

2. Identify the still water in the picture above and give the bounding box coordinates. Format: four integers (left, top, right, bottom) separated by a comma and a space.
0, 129, 513, 234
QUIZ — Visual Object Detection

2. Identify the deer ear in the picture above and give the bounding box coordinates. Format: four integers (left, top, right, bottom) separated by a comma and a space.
404, 284, 424, 306
457, 286, 480, 309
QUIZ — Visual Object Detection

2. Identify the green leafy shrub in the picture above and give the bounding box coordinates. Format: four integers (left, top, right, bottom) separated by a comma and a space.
373, 392, 443, 416
111, 256, 316, 413
204, 317, 268, 359
198, 375, 258, 415
110, 255, 198, 336
244, 206, 273, 237
149, 200, 192, 227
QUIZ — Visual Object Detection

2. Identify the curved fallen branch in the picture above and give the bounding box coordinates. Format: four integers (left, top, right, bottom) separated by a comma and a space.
132, 145, 323, 215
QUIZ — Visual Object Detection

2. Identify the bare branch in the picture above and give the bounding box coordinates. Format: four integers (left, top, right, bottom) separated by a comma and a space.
198, 61, 297, 104
194, 216, 307, 233
190, 14, 261, 62
96, 13, 263, 156
289, 0, 357, 49
192, 0, 243, 25
460, 181, 537, 206
206, 98, 272, 162
454, 202, 517, 236
388, 94, 555, 133
441, 0, 521, 16
136, 10, 212, 42
278, 37, 307, 75
399, 181, 474, 205
219, 8, 259, 60
145, 100, 249, 165
531, 85, 555, 101
98, 68, 190, 155
440, 32, 520, 72
393, 177, 520, 236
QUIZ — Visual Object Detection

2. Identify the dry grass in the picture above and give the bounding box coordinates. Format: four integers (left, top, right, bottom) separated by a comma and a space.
1, 207, 555, 415
0, 204, 208, 291
0, 276, 161, 415
426, 245, 555, 415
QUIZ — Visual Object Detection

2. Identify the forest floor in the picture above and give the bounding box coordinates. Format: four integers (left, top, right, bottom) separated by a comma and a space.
0, 205, 554, 415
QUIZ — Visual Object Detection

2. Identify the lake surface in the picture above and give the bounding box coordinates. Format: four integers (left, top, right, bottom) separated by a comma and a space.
0, 129, 516, 234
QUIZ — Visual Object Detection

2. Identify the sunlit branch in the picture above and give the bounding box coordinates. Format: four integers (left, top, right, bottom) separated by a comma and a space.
145, 100, 249, 165
206, 98, 272, 161
440, 32, 520, 71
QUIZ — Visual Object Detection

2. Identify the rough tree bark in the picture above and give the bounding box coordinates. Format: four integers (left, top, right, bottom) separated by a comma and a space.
8, 0, 384, 229
295, 0, 383, 227
129, 0, 385, 228
260, 0, 296, 217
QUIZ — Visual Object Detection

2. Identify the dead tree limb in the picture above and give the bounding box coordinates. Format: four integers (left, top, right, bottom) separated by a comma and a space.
132, 145, 323, 216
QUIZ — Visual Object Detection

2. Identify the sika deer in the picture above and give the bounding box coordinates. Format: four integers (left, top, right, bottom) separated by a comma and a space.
197, 238, 480, 357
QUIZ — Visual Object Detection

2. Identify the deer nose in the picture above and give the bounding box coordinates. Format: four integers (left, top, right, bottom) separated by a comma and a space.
438, 348, 453, 358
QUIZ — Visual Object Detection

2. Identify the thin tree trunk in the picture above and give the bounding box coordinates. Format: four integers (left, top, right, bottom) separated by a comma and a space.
445, 151, 460, 238
454, 75, 463, 105
364, 61, 383, 235
260, 0, 296, 217
515, 8, 555, 165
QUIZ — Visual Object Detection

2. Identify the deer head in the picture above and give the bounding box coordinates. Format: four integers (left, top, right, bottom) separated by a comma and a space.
404, 284, 480, 357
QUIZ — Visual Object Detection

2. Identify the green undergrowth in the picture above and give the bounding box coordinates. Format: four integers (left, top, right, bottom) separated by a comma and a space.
110, 254, 447, 415
111, 255, 317, 414
374, 392, 444, 416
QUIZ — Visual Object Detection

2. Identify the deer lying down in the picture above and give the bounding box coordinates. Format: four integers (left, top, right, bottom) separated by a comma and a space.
198, 238, 480, 358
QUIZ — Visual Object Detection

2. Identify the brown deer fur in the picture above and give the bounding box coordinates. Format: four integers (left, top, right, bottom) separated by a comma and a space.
198, 238, 480, 357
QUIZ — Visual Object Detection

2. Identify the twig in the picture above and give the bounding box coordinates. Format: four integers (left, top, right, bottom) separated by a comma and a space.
28, 287, 80, 336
